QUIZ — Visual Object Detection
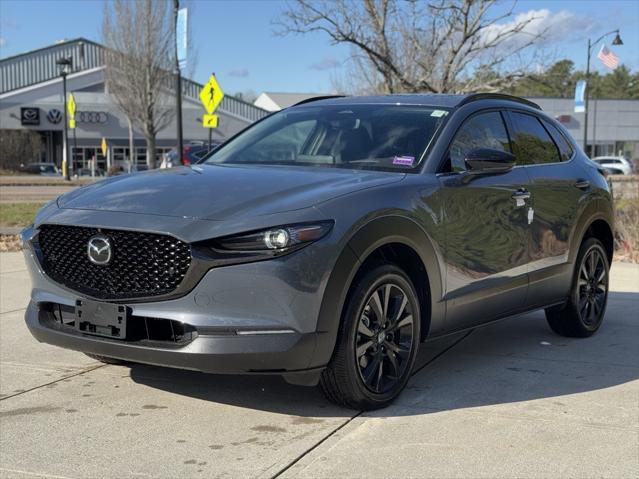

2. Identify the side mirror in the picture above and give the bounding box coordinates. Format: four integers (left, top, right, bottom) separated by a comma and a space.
464, 148, 516, 174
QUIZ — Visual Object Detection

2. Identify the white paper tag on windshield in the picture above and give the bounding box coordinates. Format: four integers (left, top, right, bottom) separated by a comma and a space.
431, 110, 447, 117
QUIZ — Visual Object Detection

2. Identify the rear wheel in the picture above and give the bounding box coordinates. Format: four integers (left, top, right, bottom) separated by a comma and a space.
545, 237, 609, 337
320, 264, 421, 410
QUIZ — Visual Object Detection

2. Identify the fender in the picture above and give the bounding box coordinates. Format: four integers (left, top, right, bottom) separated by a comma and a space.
569, 198, 615, 264
308, 215, 445, 369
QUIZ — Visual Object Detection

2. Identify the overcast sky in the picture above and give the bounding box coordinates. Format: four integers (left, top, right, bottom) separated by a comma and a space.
1, 0, 637, 96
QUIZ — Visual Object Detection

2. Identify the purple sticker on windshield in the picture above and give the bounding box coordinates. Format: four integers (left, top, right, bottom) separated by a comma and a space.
393, 156, 415, 166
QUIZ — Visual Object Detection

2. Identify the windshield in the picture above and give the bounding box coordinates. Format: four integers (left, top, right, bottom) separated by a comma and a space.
203, 104, 450, 172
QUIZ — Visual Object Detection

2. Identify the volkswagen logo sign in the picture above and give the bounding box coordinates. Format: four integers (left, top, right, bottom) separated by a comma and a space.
47, 109, 62, 124
87, 235, 112, 265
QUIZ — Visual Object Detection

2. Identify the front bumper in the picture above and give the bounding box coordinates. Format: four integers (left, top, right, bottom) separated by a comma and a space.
25, 301, 322, 384
22, 224, 336, 385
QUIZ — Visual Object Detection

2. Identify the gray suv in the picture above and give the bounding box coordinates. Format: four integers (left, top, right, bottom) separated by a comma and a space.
22, 94, 614, 409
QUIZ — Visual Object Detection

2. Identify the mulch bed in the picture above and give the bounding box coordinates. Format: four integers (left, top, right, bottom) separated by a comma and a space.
0, 234, 21, 252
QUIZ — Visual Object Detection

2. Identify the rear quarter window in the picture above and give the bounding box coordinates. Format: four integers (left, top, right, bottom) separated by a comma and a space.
541, 118, 574, 162
510, 112, 561, 165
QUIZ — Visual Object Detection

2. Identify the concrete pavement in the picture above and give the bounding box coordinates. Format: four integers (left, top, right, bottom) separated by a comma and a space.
0, 252, 637, 478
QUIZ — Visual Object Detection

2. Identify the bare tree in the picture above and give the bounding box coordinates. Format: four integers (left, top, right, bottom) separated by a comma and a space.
0, 130, 42, 171
279, 0, 549, 94
102, 0, 175, 169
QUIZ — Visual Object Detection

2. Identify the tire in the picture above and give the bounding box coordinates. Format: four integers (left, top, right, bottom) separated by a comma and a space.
320, 263, 421, 410
84, 353, 129, 365
545, 237, 610, 337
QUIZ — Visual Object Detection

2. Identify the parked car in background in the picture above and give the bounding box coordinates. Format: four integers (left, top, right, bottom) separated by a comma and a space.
186, 142, 221, 162
19, 162, 60, 176
74, 168, 106, 178
160, 143, 220, 169
22, 93, 614, 410
592, 156, 634, 175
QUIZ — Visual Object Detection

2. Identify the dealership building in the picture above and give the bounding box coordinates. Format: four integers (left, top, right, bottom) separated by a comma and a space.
0, 38, 268, 171
1, 38, 638, 171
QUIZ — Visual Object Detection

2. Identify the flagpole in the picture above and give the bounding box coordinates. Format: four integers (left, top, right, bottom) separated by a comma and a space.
582, 29, 623, 156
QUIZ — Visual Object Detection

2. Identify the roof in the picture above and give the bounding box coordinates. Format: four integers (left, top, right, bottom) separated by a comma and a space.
0, 38, 269, 122
258, 92, 325, 109
292, 93, 541, 110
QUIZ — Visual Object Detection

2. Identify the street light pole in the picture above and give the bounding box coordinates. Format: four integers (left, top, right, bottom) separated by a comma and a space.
583, 38, 591, 156
173, 0, 184, 165
56, 56, 73, 181
583, 29, 623, 156
61, 71, 69, 180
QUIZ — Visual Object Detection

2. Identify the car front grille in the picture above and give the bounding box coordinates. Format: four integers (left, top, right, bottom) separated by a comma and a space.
37, 224, 191, 299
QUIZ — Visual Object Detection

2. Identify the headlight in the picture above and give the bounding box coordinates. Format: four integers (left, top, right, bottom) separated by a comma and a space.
216, 222, 333, 252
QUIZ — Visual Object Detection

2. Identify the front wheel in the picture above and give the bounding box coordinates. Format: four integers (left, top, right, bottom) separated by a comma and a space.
546, 237, 610, 337
320, 264, 421, 410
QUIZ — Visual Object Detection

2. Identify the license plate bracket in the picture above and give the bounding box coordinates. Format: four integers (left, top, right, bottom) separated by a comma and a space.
75, 299, 128, 339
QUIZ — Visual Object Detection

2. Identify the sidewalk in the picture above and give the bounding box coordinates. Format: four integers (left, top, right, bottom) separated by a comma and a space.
0, 253, 637, 478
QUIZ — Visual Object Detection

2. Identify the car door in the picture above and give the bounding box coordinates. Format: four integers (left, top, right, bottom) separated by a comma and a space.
438, 110, 531, 331
507, 111, 585, 308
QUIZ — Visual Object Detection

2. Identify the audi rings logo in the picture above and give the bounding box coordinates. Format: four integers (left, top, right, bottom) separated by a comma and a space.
77, 111, 109, 124
47, 109, 62, 124
87, 235, 112, 265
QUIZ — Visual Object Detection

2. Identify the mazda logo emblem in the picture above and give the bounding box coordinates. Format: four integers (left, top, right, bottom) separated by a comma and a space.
20, 107, 40, 125
87, 235, 112, 265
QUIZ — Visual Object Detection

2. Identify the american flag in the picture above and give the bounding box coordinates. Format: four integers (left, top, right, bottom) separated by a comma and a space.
597, 45, 620, 70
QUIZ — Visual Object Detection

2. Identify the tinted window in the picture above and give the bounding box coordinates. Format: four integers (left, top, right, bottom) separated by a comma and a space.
511, 112, 561, 164
447, 111, 510, 172
541, 119, 573, 162
204, 105, 450, 172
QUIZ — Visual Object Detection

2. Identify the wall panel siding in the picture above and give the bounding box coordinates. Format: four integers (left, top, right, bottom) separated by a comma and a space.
1, 38, 268, 123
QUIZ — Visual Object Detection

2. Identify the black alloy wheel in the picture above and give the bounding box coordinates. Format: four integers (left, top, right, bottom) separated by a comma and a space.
320, 263, 421, 410
576, 246, 608, 326
355, 283, 415, 394
546, 237, 609, 337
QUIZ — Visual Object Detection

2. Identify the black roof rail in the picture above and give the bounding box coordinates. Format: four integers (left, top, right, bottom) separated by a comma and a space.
458, 93, 541, 110
291, 95, 347, 107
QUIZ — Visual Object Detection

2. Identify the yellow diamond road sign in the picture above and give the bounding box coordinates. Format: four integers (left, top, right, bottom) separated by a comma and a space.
199, 74, 224, 115
101, 138, 107, 157
68, 93, 76, 118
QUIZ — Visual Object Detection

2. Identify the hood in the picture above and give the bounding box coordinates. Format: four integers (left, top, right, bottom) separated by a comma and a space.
58, 164, 405, 220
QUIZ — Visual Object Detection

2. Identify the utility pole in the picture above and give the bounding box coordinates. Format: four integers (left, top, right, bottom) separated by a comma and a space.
173, 0, 184, 164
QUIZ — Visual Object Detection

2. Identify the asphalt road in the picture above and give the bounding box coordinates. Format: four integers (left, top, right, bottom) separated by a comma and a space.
0, 251, 637, 478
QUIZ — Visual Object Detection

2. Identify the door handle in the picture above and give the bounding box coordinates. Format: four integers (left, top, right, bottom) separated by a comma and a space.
574, 179, 590, 190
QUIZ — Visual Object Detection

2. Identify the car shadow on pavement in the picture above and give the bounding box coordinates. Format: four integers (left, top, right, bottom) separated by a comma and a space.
129, 292, 639, 417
